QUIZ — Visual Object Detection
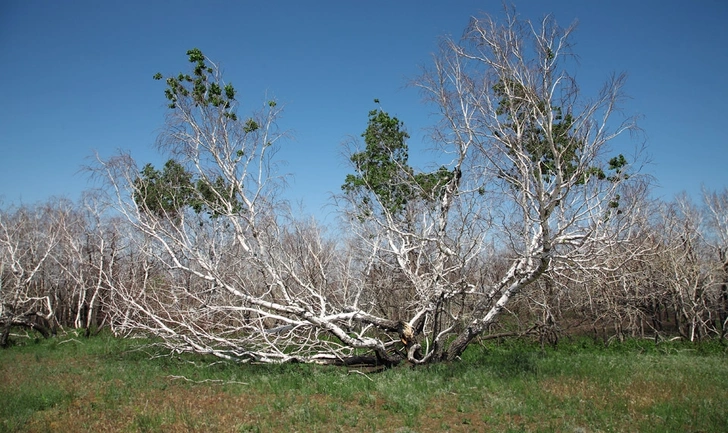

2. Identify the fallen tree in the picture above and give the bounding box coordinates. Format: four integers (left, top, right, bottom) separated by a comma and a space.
93, 9, 643, 365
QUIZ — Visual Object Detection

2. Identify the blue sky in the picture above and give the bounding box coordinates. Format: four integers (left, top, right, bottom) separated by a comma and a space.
1, 0, 726, 221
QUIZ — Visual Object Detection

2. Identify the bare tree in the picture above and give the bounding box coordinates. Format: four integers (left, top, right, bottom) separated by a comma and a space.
0, 203, 58, 345
577, 189, 728, 343
352, 8, 644, 361
94, 7, 644, 365
645, 190, 728, 341
545, 184, 660, 342
61, 192, 121, 333
94, 49, 411, 364
0, 197, 119, 344
703, 188, 728, 337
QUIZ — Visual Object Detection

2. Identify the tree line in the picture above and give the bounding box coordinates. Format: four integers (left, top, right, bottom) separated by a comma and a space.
2, 10, 727, 362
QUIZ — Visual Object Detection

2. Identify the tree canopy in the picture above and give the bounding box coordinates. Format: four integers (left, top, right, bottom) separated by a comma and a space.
342, 105, 456, 218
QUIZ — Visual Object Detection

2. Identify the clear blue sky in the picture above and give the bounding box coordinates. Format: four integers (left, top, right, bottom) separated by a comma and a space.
2, 0, 726, 221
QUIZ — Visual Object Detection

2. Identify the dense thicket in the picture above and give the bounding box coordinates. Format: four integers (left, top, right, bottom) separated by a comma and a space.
2, 189, 727, 347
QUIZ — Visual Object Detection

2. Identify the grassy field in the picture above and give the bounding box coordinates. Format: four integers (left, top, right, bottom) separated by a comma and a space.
1, 333, 726, 432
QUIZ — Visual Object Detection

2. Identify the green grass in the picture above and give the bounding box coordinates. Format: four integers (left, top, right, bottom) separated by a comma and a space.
1, 332, 726, 432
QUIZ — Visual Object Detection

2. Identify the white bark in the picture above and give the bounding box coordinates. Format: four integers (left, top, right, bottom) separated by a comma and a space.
95, 13, 643, 364
0, 204, 59, 344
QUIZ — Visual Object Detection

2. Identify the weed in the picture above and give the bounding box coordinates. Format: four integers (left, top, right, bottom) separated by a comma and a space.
132, 412, 163, 433
237, 423, 261, 433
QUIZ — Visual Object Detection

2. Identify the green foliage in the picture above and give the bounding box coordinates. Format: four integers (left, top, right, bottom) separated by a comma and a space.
494, 79, 579, 182
193, 175, 243, 216
415, 166, 460, 202
243, 118, 259, 133
133, 159, 196, 218
493, 79, 627, 187
153, 48, 238, 120
139, 48, 253, 221
342, 105, 456, 216
343, 108, 412, 215
607, 154, 628, 180
133, 159, 241, 219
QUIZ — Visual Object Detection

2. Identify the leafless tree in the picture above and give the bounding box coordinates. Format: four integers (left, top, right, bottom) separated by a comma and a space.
56, 193, 122, 333
703, 188, 728, 337
92, 8, 645, 365
388, 8, 643, 360
93, 49, 412, 364
644, 192, 728, 341
0, 197, 120, 344
548, 185, 660, 342
0, 203, 58, 345
577, 189, 728, 343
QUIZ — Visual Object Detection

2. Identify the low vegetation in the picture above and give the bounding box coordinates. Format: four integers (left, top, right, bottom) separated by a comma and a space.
1, 332, 726, 432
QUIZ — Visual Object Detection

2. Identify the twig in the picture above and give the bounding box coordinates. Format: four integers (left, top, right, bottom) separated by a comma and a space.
166, 375, 248, 385
347, 369, 374, 382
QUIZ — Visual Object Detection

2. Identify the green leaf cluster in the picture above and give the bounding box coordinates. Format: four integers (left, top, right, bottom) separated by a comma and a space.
342, 106, 456, 216
493, 79, 627, 187
133, 159, 241, 219
243, 118, 259, 133
134, 160, 196, 218
494, 80, 580, 182
192, 175, 243, 216
153, 48, 238, 121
